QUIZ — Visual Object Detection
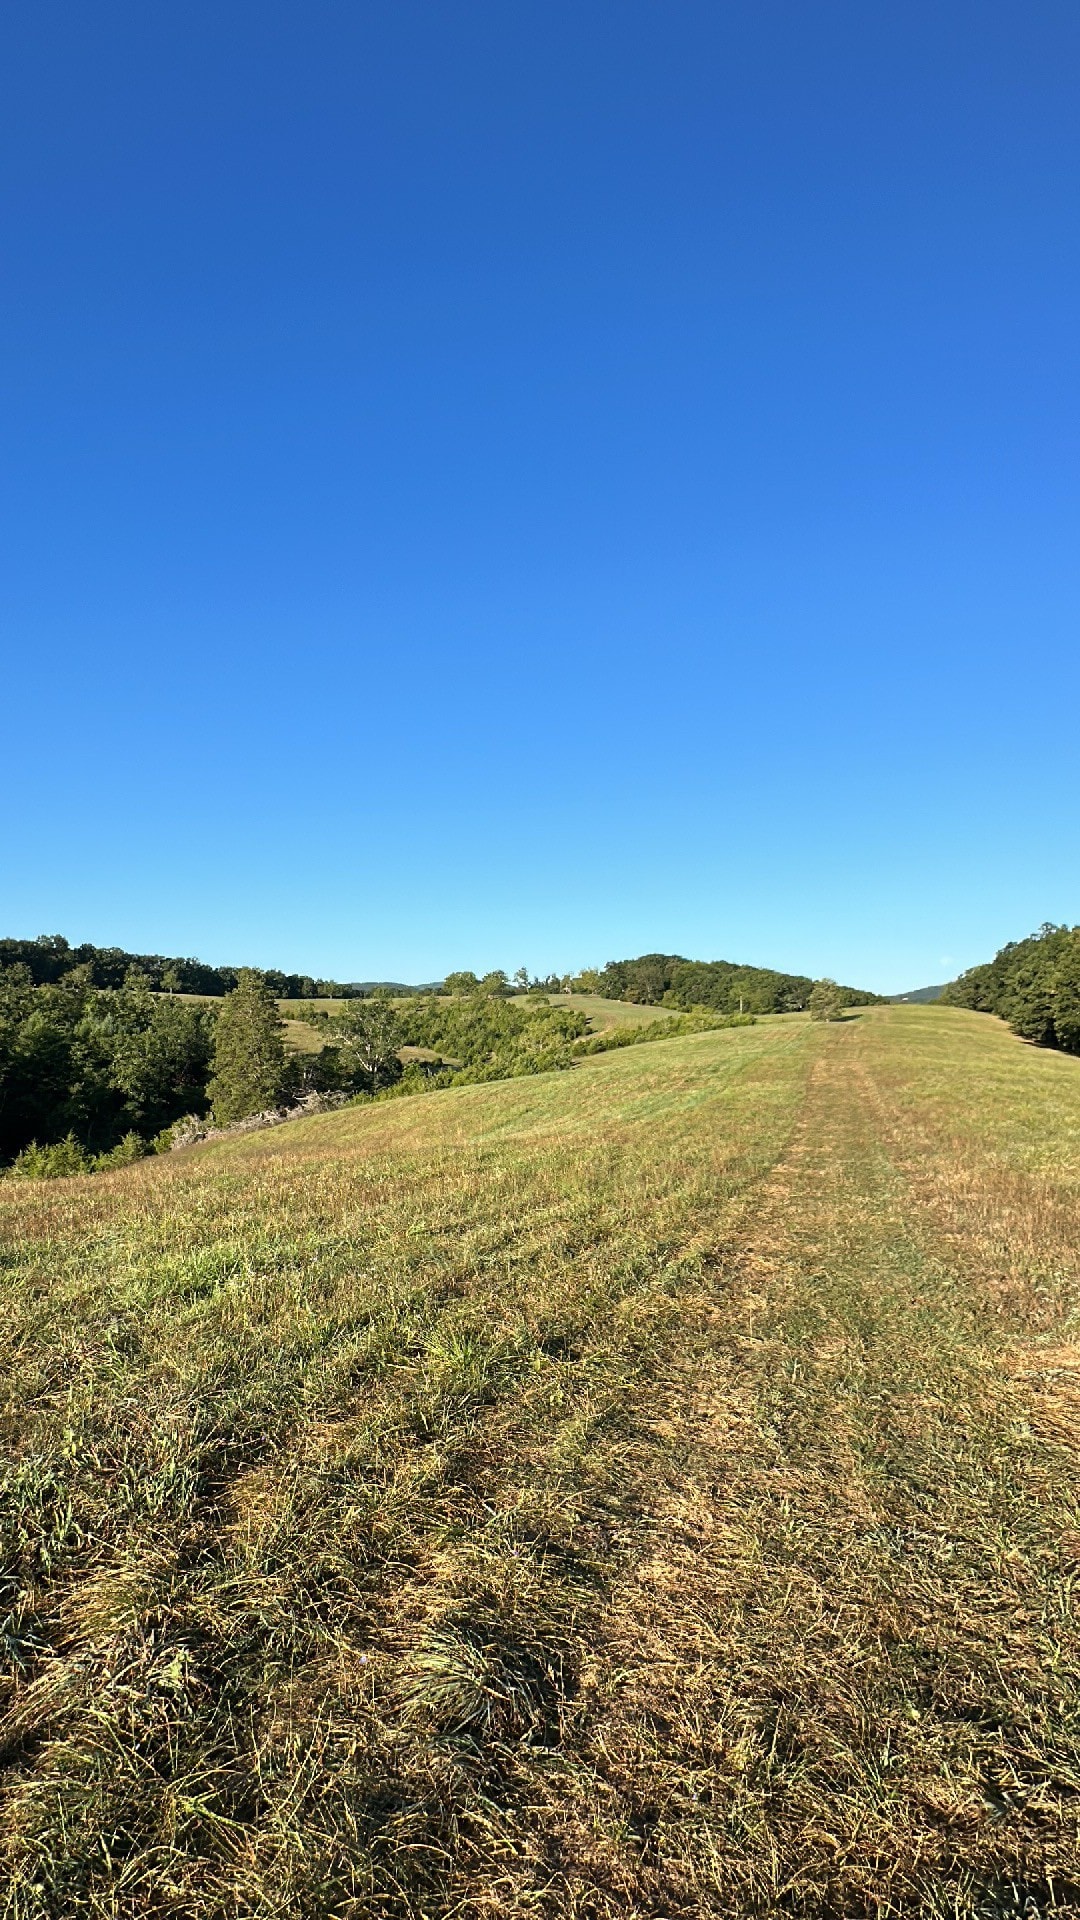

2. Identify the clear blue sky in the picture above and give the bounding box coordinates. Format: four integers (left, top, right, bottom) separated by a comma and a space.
3, 3, 1077, 992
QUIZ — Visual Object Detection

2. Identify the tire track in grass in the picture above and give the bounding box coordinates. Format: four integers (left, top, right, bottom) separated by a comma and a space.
529, 1028, 1080, 1918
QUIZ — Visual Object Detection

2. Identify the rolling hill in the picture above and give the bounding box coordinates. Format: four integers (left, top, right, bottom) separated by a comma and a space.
2, 1006, 1078, 1912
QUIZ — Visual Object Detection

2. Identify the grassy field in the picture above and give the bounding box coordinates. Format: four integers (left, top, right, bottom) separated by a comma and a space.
276, 999, 355, 1016
549, 993, 681, 1033
1, 1008, 1079, 1916
276, 993, 680, 1054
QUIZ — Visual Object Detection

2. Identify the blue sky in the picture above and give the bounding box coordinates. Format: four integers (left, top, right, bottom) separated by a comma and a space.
3, 2, 1077, 992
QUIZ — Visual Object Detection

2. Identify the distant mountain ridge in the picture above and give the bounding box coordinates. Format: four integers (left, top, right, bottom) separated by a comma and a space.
891, 984, 946, 1004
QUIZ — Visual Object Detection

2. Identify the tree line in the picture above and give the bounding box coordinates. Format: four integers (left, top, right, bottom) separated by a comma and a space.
581, 953, 881, 1015
941, 923, 1080, 1054
0, 968, 403, 1172
0, 933, 360, 1000
4, 935, 883, 1016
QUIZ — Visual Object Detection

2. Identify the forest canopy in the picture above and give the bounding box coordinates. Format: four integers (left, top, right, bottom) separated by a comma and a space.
0, 933, 356, 1000
592, 953, 881, 1015
0, 968, 217, 1166
940, 923, 1080, 1054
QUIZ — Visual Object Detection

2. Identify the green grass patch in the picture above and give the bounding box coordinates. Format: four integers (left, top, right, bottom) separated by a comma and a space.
1, 1010, 1078, 1914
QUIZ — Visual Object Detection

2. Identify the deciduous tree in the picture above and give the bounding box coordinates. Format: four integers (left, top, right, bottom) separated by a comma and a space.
808, 978, 844, 1022
335, 997, 404, 1095
443, 971, 481, 996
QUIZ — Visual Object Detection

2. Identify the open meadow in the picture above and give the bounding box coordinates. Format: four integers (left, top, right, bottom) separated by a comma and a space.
541, 994, 681, 1034
1, 1007, 1079, 1916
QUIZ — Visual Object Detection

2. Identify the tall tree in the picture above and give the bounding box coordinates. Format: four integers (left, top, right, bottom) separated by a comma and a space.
110, 993, 215, 1135
335, 998, 403, 1095
207, 972, 287, 1124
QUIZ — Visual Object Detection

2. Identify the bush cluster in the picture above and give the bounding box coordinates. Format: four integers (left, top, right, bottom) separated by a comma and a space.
9, 1131, 148, 1178
396, 994, 588, 1080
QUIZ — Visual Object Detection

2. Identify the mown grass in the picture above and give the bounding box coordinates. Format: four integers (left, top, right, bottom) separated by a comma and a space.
1, 1008, 1079, 1917
0, 1022, 808, 1916
549, 994, 681, 1033
548, 1010, 1080, 1916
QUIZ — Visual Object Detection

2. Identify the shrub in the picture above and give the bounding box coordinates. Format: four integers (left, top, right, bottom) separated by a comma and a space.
9, 1134, 91, 1179
572, 1011, 755, 1057
92, 1132, 147, 1171
808, 979, 845, 1022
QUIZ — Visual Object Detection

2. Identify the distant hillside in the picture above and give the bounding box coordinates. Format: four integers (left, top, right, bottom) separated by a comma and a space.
591, 953, 882, 1015
892, 984, 946, 1004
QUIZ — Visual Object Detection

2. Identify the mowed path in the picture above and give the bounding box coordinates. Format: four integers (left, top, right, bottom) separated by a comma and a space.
1, 1010, 1079, 1917
532, 1015, 1080, 1917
